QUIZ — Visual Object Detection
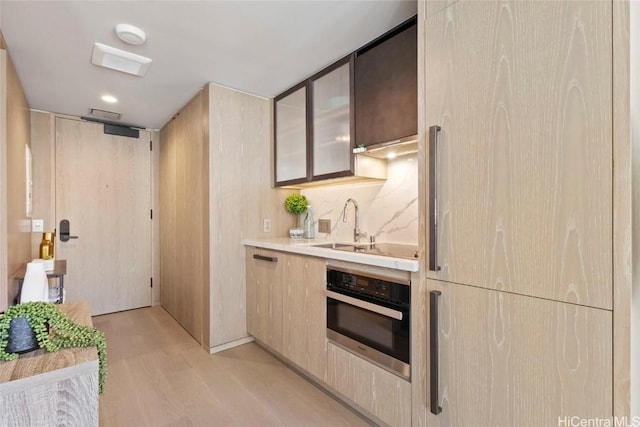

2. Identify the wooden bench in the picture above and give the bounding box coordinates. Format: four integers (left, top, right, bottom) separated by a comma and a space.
0, 301, 99, 426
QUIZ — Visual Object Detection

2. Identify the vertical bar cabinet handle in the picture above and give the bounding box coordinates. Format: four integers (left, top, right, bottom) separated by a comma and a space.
429, 125, 441, 271
430, 290, 443, 415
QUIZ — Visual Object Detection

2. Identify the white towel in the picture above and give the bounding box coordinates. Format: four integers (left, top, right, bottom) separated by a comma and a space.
21, 260, 49, 303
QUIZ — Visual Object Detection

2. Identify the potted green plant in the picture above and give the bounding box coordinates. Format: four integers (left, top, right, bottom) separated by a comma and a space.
285, 193, 308, 238
0, 302, 107, 395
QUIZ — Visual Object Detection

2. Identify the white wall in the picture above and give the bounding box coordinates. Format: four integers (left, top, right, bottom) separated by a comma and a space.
301, 153, 418, 245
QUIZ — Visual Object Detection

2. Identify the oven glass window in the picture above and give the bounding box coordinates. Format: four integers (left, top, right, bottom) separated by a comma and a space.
334, 301, 394, 350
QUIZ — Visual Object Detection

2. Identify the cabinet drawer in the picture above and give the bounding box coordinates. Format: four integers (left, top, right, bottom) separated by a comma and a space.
326, 342, 411, 427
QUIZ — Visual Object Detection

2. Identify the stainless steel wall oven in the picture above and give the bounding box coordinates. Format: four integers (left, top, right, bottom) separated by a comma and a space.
326, 266, 410, 379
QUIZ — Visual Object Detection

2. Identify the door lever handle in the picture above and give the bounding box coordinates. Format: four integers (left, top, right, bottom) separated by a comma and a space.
59, 219, 79, 242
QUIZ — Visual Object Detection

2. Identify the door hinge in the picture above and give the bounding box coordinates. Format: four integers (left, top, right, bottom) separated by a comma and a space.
150, 278, 153, 288
150, 140, 153, 151
150, 209, 153, 219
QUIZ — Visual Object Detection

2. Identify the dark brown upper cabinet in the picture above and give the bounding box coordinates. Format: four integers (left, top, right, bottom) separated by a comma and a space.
274, 16, 419, 188
309, 57, 355, 181
274, 56, 359, 187
354, 17, 417, 149
274, 82, 308, 186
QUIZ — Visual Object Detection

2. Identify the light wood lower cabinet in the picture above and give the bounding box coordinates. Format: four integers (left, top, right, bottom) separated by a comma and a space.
246, 247, 284, 354
327, 342, 411, 427
427, 279, 612, 426
282, 253, 327, 381
246, 246, 327, 380
247, 247, 412, 425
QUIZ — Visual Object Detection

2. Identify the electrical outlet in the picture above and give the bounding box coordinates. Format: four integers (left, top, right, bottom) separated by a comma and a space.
263, 218, 272, 233
318, 219, 331, 233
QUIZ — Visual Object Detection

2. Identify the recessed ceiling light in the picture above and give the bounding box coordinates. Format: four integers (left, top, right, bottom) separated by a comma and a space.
91, 43, 152, 77
101, 95, 118, 103
387, 152, 397, 159
115, 24, 146, 45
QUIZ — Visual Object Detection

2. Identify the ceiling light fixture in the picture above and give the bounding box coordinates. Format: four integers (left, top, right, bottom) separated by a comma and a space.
115, 24, 146, 45
101, 95, 118, 103
91, 43, 152, 77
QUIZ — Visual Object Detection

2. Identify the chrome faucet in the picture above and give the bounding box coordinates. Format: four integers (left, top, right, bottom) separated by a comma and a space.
342, 198, 366, 243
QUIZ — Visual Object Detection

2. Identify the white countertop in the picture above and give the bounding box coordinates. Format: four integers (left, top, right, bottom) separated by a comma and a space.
243, 237, 420, 272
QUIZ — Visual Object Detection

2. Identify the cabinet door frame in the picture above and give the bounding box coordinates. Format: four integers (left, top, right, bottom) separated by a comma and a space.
274, 54, 356, 187
274, 81, 309, 187
308, 54, 355, 181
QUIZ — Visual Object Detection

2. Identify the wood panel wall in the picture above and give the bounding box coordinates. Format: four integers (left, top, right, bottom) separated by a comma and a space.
29, 111, 54, 256
620, 0, 638, 417
161, 83, 293, 350
0, 48, 31, 311
149, 130, 160, 305
208, 83, 291, 348
0, 51, 7, 311
160, 88, 209, 345
414, 2, 428, 425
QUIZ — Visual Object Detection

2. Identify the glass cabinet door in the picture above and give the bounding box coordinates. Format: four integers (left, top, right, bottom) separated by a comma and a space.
275, 85, 308, 185
311, 59, 353, 178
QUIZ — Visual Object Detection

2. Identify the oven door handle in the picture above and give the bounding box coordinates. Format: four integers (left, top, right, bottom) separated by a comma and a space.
325, 290, 403, 321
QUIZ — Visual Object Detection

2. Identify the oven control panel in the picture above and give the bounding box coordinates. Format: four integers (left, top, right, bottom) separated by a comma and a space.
327, 268, 410, 303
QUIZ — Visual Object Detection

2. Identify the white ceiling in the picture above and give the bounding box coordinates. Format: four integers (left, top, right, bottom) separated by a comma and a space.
0, 0, 417, 130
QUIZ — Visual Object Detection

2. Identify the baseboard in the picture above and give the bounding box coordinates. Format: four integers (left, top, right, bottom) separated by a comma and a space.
208, 336, 255, 354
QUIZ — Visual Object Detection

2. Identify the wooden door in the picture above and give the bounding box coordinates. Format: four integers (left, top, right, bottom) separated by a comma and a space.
424, 0, 613, 309
246, 247, 284, 354
55, 117, 151, 315
427, 279, 612, 426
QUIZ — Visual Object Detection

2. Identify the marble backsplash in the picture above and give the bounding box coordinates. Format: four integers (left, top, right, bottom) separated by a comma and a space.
301, 153, 418, 245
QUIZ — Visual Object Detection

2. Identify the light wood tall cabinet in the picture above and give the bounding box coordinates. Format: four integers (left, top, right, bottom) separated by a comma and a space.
160, 87, 208, 344
424, 0, 612, 309
416, 0, 627, 424
427, 279, 612, 426
161, 84, 287, 351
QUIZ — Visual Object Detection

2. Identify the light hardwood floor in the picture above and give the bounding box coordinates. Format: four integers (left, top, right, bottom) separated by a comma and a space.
93, 306, 371, 427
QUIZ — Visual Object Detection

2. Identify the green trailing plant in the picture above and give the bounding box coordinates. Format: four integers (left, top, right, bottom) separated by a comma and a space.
0, 302, 107, 395
285, 193, 308, 215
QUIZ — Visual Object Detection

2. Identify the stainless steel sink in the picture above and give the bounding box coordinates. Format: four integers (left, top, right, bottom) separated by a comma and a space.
311, 243, 356, 249
311, 242, 418, 260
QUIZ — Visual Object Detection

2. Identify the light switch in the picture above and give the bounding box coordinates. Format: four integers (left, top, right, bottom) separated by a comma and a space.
32, 219, 44, 232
